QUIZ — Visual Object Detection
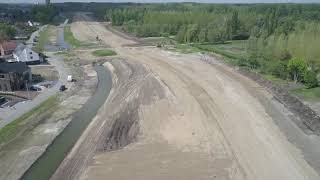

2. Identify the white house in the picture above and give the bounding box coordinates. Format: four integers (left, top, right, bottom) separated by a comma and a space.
27, 20, 33, 27
13, 44, 42, 65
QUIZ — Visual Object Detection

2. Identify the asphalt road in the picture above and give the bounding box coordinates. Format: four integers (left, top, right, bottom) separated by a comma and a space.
26, 25, 46, 49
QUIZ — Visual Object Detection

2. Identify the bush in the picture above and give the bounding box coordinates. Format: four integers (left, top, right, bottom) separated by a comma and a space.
287, 58, 307, 83
265, 60, 288, 79
304, 70, 318, 88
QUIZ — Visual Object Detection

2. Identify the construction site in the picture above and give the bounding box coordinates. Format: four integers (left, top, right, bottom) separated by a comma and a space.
1, 5, 320, 180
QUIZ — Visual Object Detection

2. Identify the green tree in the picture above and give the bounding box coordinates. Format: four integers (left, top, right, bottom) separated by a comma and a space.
185, 24, 199, 43
231, 11, 240, 35
176, 26, 187, 43
0, 23, 16, 39
31, 5, 59, 24
265, 60, 288, 79
198, 28, 207, 43
0, 31, 8, 43
287, 58, 307, 83
304, 70, 318, 88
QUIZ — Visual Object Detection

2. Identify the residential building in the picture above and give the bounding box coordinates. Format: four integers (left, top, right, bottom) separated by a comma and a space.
0, 41, 17, 57
0, 62, 31, 92
13, 43, 43, 65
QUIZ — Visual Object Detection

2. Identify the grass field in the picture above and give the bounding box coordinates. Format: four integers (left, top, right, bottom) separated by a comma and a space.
0, 95, 58, 146
292, 87, 320, 101
262, 74, 289, 86
166, 40, 248, 58
92, 49, 117, 57
142, 36, 176, 46
193, 40, 249, 60
64, 26, 82, 48
33, 26, 50, 53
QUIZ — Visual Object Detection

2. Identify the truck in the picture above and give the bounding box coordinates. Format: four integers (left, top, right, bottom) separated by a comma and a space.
67, 75, 73, 82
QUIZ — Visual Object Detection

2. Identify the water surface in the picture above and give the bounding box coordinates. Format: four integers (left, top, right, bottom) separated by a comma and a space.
21, 65, 112, 180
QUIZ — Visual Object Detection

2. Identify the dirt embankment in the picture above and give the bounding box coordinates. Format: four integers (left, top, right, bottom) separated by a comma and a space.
53, 13, 320, 180
0, 58, 97, 180
51, 58, 168, 179
239, 68, 320, 134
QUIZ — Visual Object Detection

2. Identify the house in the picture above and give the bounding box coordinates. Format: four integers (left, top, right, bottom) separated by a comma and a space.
0, 41, 17, 57
26, 21, 40, 27
0, 62, 31, 92
27, 20, 33, 27
13, 43, 43, 65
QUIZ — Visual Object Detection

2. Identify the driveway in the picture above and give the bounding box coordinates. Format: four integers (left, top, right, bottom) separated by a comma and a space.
0, 54, 69, 129
26, 25, 47, 49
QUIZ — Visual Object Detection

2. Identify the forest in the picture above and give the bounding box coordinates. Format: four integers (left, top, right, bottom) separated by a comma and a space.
99, 3, 320, 88
0, 4, 59, 41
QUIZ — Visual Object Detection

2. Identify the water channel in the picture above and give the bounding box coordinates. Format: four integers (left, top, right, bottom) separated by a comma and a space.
21, 65, 112, 180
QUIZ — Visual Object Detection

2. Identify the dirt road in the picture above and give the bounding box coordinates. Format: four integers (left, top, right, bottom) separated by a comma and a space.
52, 13, 320, 180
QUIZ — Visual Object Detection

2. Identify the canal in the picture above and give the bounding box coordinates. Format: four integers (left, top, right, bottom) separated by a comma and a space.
21, 65, 112, 180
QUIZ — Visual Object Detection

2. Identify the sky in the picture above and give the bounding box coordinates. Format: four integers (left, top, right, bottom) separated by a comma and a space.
1, 0, 320, 3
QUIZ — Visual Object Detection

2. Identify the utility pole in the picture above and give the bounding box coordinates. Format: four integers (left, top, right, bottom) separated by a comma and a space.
25, 80, 30, 100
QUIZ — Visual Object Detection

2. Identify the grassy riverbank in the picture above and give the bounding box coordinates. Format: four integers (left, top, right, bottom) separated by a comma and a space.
33, 26, 50, 53
0, 95, 58, 146
64, 26, 82, 48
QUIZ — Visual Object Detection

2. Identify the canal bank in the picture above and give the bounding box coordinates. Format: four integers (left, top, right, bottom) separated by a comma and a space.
21, 65, 112, 180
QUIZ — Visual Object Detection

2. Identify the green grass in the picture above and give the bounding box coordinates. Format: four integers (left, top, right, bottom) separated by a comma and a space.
142, 37, 176, 46
64, 26, 98, 49
262, 74, 289, 86
92, 49, 117, 57
0, 95, 58, 145
33, 26, 50, 53
292, 87, 320, 101
64, 26, 82, 48
166, 40, 248, 57
54, 51, 75, 61
192, 40, 248, 60
54, 51, 74, 57
168, 44, 201, 54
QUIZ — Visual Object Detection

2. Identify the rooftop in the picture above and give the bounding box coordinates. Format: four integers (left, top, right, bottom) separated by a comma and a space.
0, 41, 17, 51
0, 62, 30, 74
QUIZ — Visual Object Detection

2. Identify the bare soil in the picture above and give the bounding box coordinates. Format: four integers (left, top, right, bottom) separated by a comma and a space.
52, 13, 320, 180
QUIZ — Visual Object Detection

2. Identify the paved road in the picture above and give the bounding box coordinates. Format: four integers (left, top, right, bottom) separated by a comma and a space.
26, 25, 47, 49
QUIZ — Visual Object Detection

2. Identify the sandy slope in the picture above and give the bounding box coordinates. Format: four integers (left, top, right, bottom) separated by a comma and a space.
52, 13, 320, 180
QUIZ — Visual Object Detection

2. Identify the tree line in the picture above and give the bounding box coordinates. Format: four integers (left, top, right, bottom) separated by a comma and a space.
100, 3, 320, 88
0, 4, 59, 41
0, 23, 16, 41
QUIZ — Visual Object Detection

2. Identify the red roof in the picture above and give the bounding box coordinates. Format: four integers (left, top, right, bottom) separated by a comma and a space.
0, 41, 17, 51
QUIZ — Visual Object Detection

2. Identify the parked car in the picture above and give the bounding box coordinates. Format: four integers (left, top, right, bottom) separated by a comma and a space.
30, 85, 42, 91
0, 96, 6, 106
67, 75, 73, 82
59, 85, 66, 91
